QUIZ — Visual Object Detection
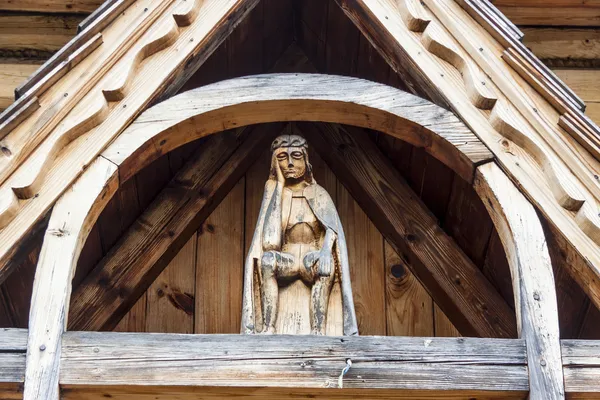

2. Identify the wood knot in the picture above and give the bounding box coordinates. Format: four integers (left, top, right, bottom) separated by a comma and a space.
390, 264, 407, 280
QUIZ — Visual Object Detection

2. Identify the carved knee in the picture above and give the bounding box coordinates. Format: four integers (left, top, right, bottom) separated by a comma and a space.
261, 251, 277, 276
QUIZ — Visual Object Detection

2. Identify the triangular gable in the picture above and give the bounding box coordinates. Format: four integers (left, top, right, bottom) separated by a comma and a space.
0, 0, 599, 331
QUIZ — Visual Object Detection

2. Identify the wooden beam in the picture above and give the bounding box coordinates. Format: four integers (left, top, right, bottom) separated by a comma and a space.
0, 63, 40, 111
0, 0, 103, 14
102, 74, 491, 184
0, 328, 27, 399
563, 339, 600, 398
0, 13, 84, 58
299, 122, 516, 338
24, 157, 118, 400
474, 162, 564, 400
68, 124, 282, 331
59, 332, 529, 398
338, 0, 600, 332
495, 6, 600, 27
521, 28, 600, 68
0, 0, 261, 286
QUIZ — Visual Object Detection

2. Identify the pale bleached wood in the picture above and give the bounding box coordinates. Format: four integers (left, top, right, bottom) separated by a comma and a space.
102, 73, 491, 184
60, 331, 529, 396
146, 235, 196, 333
300, 122, 516, 338
0, 0, 261, 286
24, 156, 118, 400
474, 162, 564, 400
196, 181, 244, 334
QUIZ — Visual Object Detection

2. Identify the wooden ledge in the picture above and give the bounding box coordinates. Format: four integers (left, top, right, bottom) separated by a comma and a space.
60, 332, 528, 398
4, 329, 600, 398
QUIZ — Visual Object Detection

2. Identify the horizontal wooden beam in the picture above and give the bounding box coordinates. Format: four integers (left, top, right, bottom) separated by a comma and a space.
4, 328, 600, 398
300, 122, 516, 338
0, 0, 102, 14
563, 339, 600, 398
0, 13, 83, 57
0, 328, 27, 399
0, 63, 40, 111
521, 28, 600, 68
494, 4, 600, 27
59, 332, 529, 398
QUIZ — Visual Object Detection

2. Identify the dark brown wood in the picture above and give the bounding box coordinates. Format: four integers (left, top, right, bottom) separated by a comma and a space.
299, 122, 516, 338
68, 124, 283, 331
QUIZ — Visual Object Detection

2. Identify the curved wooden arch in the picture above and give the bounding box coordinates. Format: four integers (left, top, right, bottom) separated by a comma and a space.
25, 74, 561, 400
101, 73, 490, 183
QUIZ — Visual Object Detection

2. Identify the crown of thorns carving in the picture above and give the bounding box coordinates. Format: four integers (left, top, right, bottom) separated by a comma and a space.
271, 134, 308, 151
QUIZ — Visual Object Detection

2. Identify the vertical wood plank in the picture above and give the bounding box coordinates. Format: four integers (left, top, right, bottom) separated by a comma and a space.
113, 295, 147, 333
146, 236, 196, 334
385, 241, 434, 336
434, 305, 461, 337
195, 179, 245, 334
337, 182, 386, 335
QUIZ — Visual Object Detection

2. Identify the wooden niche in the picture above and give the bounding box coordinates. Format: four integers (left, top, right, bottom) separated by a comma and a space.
70, 122, 516, 339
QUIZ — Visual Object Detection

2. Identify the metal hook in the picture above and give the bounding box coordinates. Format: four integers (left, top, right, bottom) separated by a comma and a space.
337, 358, 352, 388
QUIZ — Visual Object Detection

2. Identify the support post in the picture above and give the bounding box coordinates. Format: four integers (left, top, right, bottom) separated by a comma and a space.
24, 157, 118, 400
474, 162, 565, 400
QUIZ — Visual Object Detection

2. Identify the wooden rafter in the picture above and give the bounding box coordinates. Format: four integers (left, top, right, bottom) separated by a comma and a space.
299, 122, 516, 338
337, 0, 600, 322
0, 0, 261, 285
69, 123, 283, 331
59, 332, 529, 398
4, 326, 600, 398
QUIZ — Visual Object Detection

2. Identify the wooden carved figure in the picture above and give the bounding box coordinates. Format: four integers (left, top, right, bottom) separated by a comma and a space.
242, 134, 358, 336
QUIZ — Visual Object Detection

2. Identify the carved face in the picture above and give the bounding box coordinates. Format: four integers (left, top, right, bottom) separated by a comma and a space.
275, 147, 307, 180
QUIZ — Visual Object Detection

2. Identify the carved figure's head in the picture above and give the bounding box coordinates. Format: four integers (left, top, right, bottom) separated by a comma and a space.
270, 134, 314, 183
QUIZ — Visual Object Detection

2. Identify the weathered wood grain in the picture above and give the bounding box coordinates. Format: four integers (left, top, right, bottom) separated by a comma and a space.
25, 157, 118, 400
196, 180, 244, 334
0, 0, 261, 286
563, 339, 600, 397
102, 74, 491, 184
0, 328, 26, 398
475, 162, 564, 400
338, 0, 600, 330
384, 241, 434, 336
69, 125, 282, 331
0, 0, 103, 13
60, 331, 529, 397
146, 236, 196, 333
300, 122, 515, 338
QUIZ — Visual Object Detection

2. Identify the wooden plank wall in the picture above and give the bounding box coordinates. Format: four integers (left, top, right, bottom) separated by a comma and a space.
0, 0, 596, 340
113, 137, 462, 337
